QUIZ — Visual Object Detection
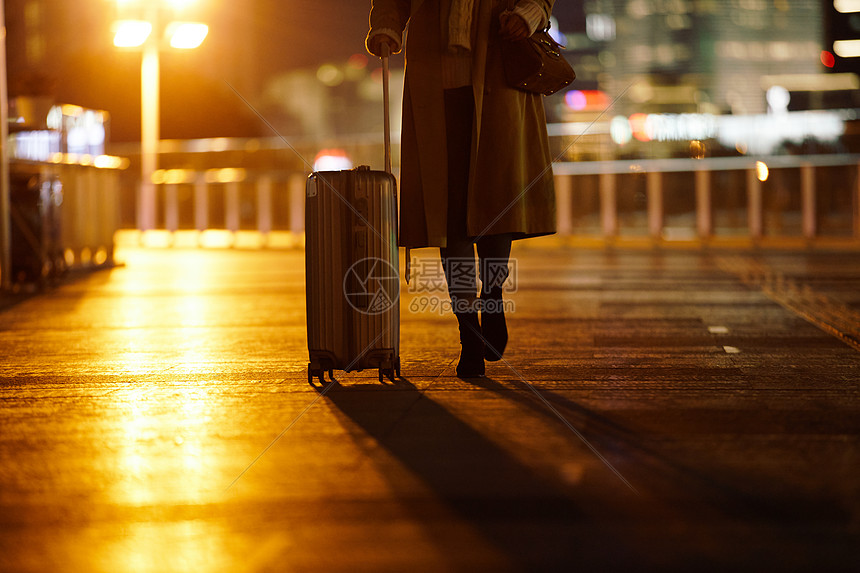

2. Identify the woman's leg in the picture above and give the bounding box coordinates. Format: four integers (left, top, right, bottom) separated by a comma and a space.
440, 87, 483, 377
477, 233, 512, 361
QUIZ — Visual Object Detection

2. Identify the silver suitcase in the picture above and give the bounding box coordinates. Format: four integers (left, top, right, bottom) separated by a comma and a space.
305, 46, 400, 385
305, 167, 400, 384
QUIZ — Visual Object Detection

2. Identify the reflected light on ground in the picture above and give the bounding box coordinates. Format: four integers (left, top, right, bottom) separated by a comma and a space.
177, 297, 208, 327
102, 520, 230, 573
171, 329, 221, 373
112, 252, 228, 373
94, 251, 250, 516
110, 384, 217, 508
114, 386, 156, 507
114, 330, 157, 376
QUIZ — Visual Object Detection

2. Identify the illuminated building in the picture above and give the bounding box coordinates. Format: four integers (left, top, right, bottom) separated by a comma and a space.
827, 0, 860, 73
586, 0, 826, 115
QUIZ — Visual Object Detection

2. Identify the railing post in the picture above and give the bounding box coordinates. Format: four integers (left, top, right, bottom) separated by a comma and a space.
600, 171, 617, 238
194, 175, 208, 232
164, 183, 178, 233
647, 170, 663, 240
801, 163, 816, 239
747, 167, 763, 240
225, 181, 240, 233
695, 168, 712, 240
555, 173, 573, 236
257, 175, 273, 240
289, 173, 305, 235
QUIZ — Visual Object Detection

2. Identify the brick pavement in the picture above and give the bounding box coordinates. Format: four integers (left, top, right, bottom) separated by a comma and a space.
1, 243, 858, 571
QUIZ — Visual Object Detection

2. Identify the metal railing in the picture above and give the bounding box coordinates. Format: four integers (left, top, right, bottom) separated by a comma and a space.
120, 153, 860, 250
553, 154, 860, 246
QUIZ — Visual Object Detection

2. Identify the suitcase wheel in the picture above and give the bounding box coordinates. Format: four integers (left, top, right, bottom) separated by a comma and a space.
308, 364, 329, 387
378, 367, 397, 384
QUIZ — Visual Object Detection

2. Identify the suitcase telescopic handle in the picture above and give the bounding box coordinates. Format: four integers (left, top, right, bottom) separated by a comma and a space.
380, 43, 409, 283
382, 43, 392, 175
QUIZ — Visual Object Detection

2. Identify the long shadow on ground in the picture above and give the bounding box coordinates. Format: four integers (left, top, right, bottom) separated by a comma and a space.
319, 377, 636, 571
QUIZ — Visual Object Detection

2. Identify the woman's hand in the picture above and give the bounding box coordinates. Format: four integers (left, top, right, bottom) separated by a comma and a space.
367, 34, 398, 57
499, 12, 530, 41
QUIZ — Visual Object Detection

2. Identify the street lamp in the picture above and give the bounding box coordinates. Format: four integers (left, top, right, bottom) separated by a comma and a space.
112, 0, 208, 233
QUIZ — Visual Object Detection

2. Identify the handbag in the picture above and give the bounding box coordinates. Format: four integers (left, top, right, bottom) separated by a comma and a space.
501, 24, 575, 96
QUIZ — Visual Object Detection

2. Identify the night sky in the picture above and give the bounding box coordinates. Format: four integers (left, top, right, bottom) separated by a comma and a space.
4, 1, 583, 143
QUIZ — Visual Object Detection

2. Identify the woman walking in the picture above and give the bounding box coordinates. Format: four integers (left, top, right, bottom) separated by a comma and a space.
366, 0, 557, 377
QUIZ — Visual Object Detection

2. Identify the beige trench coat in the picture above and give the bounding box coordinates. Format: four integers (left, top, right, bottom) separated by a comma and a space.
369, 0, 556, 248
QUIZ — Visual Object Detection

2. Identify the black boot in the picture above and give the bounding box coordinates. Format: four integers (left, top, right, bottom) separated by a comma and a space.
476, 234, 512, 362
481, 287, 507, 362
455, 312, 485, 378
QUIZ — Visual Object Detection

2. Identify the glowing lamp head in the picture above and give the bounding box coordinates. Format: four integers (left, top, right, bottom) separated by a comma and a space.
113, 20, 153, 48
167, 22, 209, 49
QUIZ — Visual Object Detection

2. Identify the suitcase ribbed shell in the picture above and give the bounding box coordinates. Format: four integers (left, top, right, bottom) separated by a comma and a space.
305, 167, 400, 384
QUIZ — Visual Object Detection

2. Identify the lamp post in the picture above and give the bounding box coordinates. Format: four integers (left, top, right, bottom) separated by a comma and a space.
113, 0, 208, 233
